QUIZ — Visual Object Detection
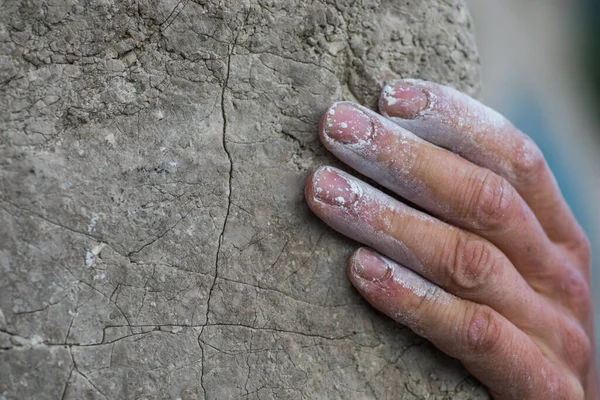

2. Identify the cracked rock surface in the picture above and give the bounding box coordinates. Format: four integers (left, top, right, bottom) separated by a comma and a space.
0, 0, 487, 398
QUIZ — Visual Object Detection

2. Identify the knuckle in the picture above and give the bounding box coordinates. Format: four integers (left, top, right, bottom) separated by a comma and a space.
463, 306, 504, 355
568, 233, 592, 267
469, 171, 514, 230
511, 137, 546, 183
449, 235, 500, 291
562, 322, 592, 373
562, 270, 593, 318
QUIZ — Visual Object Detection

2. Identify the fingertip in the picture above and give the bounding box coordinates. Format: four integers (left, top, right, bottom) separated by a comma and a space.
318, 106, 328, 142
304, 166, 326, 210
305, 166, 363, 212
320, 101, 374, 146
347, 247, 378, 296
348, 247, 393, 284
378, 90, 391, 118
379, 80, 429, 119
347, 247, 369, 283
304, 172, 315, 203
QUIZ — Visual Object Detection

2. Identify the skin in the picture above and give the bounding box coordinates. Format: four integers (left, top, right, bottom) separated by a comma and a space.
305, 79, 599, 399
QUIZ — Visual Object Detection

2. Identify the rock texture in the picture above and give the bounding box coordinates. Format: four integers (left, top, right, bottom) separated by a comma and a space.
0, 0, 485, 398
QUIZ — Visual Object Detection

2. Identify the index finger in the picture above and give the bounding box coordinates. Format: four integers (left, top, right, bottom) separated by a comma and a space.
379, 79, 587, 258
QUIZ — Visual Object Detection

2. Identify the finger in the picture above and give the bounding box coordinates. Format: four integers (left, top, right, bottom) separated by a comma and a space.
348, 248, 582, 399
306, 167, 590, 364
305, 166, 542, 325
378, 79, 586, 253
319, 102, 557, 285
306, 168, 592, 374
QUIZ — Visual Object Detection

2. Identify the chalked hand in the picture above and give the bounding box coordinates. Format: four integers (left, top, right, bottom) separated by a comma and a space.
305, 80, 597, 399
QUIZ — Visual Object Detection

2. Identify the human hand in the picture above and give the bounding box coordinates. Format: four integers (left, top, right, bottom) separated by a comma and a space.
305, 80, 598, 399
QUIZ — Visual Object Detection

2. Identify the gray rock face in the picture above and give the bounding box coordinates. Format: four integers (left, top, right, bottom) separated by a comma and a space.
0, 0, 486, 398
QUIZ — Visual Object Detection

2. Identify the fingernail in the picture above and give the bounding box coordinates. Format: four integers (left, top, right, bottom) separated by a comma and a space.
323, 102, 374, 145
353, 249, 393, 282
380, 81, 429, 119
312, 167, 361, 207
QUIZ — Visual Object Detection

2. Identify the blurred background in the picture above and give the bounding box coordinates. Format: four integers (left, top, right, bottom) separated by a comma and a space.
466, 0, 600, 358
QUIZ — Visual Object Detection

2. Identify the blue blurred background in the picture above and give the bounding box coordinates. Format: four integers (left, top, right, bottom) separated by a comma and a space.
466, 0, 600, 358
